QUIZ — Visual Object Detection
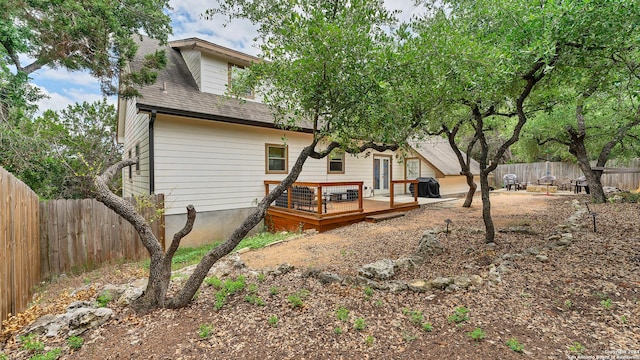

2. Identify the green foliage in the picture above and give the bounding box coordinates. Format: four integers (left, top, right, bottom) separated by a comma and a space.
568, 342, 585, 354
205, 277, 223, 288
214, 291, 227, 310
269, 286, 279, 296
506, 338, 524, 353
1, 0, 170, 101
334, 327, 343, 335
402, 331, 417, 342
447, 306, 470, 324
601, 298, 613, 310
198, 324, 214, 339
96, 291, 113, 307
422, 322, 433, 332
0, 99, 123, 199
234, 231, 294, 250
247, 283, 259, 294
467, 328, 486, 342
257, 273, 266, 282
244, 295, 265, 306
28, 349, 61, 360
268, 315, 279, 328
335, 306, 350, 322
209, 0, 411, 151
20, 334, 45, 352
287, 289, 310, 308
0, 352, 6, 360
364, 287, 374, 300
404, 308, 433, 332
212, 276, 247, 310
365, 335, 375, 346
66, 336, 84, 349
354, 317, 366, 331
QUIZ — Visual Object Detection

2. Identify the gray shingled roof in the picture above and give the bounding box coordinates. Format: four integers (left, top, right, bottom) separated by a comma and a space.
411, 138, 481, 176
130, 36, 312, 131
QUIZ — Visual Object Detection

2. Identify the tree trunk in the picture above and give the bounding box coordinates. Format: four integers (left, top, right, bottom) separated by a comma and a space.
462, 172, 477, 208
479, 169, 495, 243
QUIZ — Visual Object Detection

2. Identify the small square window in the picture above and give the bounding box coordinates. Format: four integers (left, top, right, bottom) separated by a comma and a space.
328, 151, 345, 174
266, 144, 288, 174
228, 63, 254, 98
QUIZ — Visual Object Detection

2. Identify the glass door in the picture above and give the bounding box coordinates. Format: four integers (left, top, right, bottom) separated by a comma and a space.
373, 156, 391, 195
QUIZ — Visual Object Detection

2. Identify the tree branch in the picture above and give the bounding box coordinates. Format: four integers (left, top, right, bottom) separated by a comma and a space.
165, 205, 196, 259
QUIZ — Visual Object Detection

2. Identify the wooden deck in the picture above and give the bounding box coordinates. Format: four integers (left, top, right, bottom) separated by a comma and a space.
265, 198, 419, 233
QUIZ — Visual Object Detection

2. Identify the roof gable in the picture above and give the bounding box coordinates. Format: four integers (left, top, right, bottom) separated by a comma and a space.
410, 138, 481, 176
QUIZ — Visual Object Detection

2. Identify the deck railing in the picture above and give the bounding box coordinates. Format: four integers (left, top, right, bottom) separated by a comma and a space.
264, 181, 364, 218
390, 179, 419, 208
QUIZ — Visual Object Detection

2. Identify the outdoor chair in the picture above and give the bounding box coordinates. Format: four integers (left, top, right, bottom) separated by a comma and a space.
572, 176, 590, 194
291, 186, 316, 212
537, 175, 557, 186
502, 174, 521, 191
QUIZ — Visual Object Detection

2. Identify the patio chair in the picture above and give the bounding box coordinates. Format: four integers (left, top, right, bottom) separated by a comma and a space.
572, 176, 590, 194
503, 174, 521, 191
291, 186, 316, 212
537, 175, 557, 186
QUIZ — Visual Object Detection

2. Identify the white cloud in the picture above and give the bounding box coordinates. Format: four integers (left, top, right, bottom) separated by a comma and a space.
33, 68, 99, 87
35, 86, 115, 115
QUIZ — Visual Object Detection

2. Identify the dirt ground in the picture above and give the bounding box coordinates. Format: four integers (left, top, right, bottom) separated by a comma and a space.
2, 191, 639, 359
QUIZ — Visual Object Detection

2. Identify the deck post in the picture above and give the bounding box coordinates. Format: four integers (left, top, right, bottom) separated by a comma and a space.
389, 182, 395, 208
358, 183, 363, 211
317, 185, 323, 214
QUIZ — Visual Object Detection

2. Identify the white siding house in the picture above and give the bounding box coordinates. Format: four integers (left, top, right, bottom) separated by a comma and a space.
117, 36, 479, 246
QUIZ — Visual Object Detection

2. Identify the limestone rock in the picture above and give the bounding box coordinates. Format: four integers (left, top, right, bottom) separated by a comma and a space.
359, 259, 396, 280
453, 275, 473, 289
316, 271, 342, 285
416, 232, 444, 257
386, 281, 408, 292
469, 275, 483, 287
395, 257, 416, 271
117, 287, 144, 306
407, 280, 430, 292
536, 255, 549, 263
431, 277, 452, 290
67, 307, 113, 337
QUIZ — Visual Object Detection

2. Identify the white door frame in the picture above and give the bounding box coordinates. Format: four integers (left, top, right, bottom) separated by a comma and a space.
373, 155, 392, 195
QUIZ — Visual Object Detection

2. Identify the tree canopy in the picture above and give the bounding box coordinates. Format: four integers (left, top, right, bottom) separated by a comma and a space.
0, 0, 172, 119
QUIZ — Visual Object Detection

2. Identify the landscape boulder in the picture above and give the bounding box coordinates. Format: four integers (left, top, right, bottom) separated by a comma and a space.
359, 259, 396, 280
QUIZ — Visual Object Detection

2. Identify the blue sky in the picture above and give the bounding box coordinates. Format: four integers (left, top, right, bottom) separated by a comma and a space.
29, 0, 424, 114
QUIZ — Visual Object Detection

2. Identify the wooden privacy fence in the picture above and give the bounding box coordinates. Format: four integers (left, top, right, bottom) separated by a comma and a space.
1, 166, 165, 330
493, 160, 640, 190
39, 194, 165, 279
0, 167, 40, 332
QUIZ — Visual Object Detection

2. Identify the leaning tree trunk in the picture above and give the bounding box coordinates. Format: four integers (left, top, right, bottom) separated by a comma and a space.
479, 169, 495, 243
462, 171, 477, 208
566, 123, 607, 203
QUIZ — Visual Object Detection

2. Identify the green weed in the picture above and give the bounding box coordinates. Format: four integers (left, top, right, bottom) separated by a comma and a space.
568, 341, 585, 354
287, 289, 310, 308
66, 335, 84, 349
506, 338, 524, 353
447, 306, 470, 324
335, 306, 350, 322
468, 328, 486, 342
601, 298, 612, 310
96, 291, 113, 307
245, 295, 265, 306
204, 277, 222, 288
334, 327, 343, 334
354, 317, 366, 331
257, 273, 266, 282
20, 334, 45, 352
365, 335, 375, 346
29, 349, 61, 360
402, 331, 417, 342
422, 322, 433, 332
268, 315, 279, 327
269, 286, 279, 296
198, 324, 214, 339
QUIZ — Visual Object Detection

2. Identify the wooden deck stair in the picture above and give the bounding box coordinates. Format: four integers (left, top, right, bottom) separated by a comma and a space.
365, 212, 405, 223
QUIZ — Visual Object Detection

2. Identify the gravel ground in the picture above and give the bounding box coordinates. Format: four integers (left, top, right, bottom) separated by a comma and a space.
3, 192, 639, 359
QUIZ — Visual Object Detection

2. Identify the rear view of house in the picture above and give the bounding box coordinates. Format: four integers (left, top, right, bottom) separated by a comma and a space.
117, 37, 479, 246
